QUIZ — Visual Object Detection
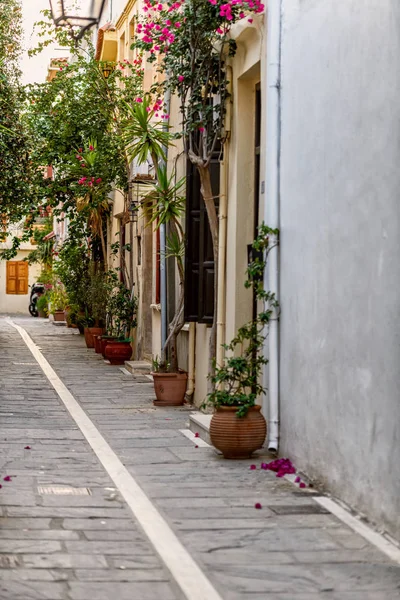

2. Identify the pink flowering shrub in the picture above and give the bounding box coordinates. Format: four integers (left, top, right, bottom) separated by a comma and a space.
133, 0, 265, 385
134, 0, 264, 146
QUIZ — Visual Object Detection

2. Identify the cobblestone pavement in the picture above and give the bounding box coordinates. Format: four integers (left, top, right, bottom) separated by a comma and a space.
0, 316, 399, 600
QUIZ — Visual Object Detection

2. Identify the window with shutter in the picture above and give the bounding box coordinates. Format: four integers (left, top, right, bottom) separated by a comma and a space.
6, 261, 29, 295
184, 158, 220, 324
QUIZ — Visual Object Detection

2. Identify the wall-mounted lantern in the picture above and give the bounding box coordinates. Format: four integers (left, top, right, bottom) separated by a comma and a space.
49, 0, 107, 42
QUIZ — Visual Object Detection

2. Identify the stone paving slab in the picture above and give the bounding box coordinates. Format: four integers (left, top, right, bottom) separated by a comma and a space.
0, 316, 399, 600
0, 319, 181, 600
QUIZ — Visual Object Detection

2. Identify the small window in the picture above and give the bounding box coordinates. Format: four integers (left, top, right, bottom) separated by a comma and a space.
6, 261, 28, 295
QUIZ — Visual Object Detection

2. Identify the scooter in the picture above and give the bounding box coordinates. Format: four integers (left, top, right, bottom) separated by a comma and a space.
29, 282, 45, 317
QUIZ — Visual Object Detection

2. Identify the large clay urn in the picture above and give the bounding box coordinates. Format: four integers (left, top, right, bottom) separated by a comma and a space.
104, 340, 132, 365
210, 405, 266, 459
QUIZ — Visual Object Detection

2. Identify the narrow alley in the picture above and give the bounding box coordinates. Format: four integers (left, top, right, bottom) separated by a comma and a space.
0, 317, 398, 600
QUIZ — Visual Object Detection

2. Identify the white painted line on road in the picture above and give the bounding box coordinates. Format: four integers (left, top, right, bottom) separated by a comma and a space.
179, 429, 211, 448
7, 318, 223, 600
314, 496, 400, 565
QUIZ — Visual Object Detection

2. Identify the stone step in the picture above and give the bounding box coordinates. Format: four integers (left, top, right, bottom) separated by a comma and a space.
188, 411, 212, 445
124, 361, 152, 375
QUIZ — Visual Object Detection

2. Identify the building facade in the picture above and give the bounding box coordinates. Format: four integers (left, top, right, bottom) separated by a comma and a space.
276, 0, 400, 539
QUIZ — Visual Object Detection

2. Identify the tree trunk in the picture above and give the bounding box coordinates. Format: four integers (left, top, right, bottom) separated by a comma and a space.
99, 218, 108, 272
197, 164, 219, 392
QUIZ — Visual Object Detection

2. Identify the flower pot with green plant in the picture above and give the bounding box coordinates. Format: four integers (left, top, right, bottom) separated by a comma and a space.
202, 224, 279, 459
37, 293, 49, 318
103, 272, 137, 364
86, 266, 108, 347
49, 282, 68, 322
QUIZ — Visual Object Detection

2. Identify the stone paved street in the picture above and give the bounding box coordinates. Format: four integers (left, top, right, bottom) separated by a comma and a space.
0, 316, 399, 600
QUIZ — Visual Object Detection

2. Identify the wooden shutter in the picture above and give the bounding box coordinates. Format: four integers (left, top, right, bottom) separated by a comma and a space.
184, 158, 220, 324
6, 261, 28, 295
17, 262, 28, 294
6, 262, 17, 294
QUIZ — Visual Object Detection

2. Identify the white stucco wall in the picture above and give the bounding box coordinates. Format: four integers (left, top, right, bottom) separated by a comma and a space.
279, 0, 400, 538
0, 251, 41, 314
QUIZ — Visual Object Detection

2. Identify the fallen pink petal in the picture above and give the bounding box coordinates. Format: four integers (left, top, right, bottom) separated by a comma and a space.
195, 445, 199, 448
254, 502, 262, 509
249, 464, 257, 470
299, 482, 306, 488
295, 476, 301, 483
24, 446, 31, 450
262, 458, 297, 477
3, 476, 12, 482
194, 432, 199, 438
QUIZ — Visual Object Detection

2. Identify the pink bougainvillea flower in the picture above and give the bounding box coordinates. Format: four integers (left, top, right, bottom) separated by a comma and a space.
299, 482, 306, 488
178, 75, 184, 82
249, 464, 257, 470
254, 502, 262, 509
96, 178, 102, 184
89, 145, 94, 151
79, 147, 83, 152
3, 476, 12, 482
262, 458, 296, 478
24, 446, 31, 450
295, 476, 301, 483
136, 97, 143, 103
198, 126, 205, 132
194, 432, 199, 438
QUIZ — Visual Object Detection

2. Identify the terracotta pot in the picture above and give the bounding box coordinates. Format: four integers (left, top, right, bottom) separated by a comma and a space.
101, 336, 117, 357
152, 371, 188, 407
53, 310, 65, 322
210, 405, 266, 459
84, 327, 103, 349
104, 340, 132, 365
83, 327, 93, 347
93, 335, 103, 354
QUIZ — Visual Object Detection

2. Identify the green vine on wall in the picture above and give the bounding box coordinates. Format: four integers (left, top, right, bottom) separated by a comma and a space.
203, 223, 279, 417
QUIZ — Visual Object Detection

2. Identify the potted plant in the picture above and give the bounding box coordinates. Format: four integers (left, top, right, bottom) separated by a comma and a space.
37, 293, 49, 318
202, 224, 279, 459
103, 273, 137, 365
49, 283, 68, 322
122, 97, 187, 404
86, 266, 107, 348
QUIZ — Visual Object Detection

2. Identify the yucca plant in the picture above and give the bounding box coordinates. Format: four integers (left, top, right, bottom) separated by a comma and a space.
148, 165, 186, 372
122, 96, 171, 168
122, 97, 185, 372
